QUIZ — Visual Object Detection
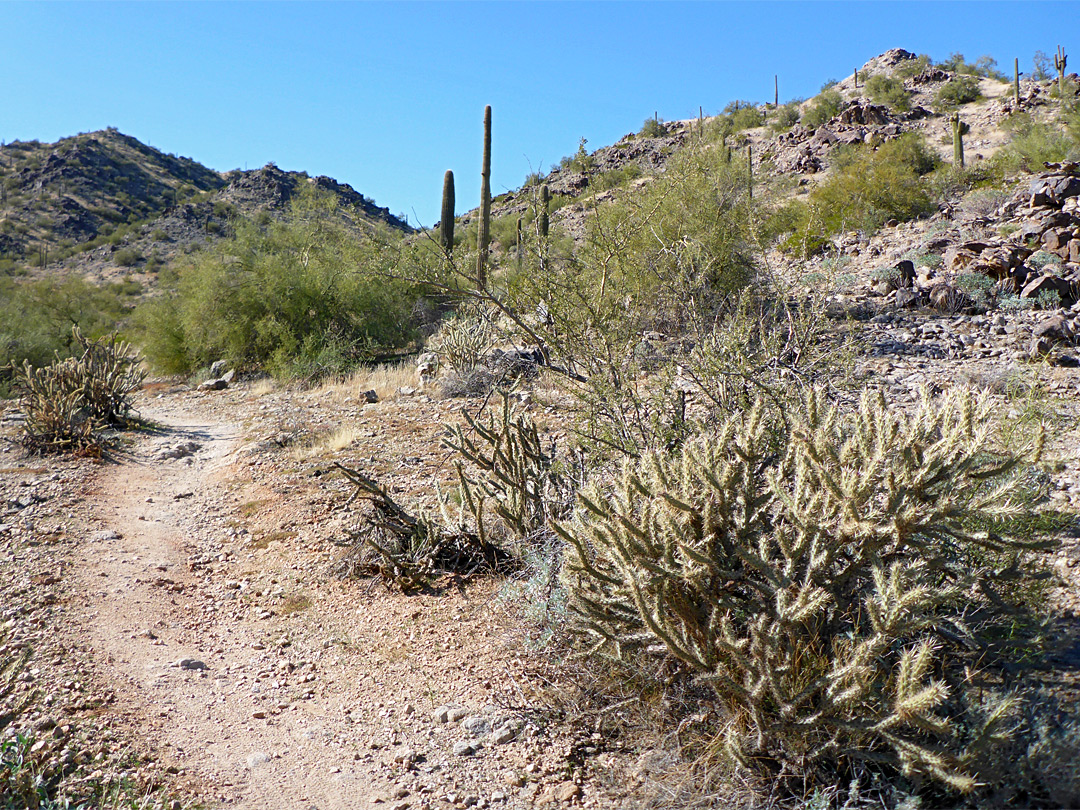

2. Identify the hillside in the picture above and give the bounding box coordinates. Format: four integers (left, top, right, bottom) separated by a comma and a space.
0, 128, 411, 287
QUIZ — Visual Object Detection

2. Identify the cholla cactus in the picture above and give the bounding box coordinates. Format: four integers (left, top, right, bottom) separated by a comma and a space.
428, 308, 493, 375
559, 387, 1050, 791
444, 394, 571, 546
14, 327, 145, 453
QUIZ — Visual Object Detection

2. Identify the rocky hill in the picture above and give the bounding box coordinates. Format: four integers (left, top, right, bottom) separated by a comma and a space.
0, 128, 411, 287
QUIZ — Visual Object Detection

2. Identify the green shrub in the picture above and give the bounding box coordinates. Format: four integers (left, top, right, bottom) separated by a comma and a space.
135, 186, 418, 378
0, 276, 128, 396
865, 73, 912, 111
801, 89, 845, 130
770, 100, 803, 132
113, 247, 140, 267
639, 117, 666, 138
940, 52, 1006, 80
934, 75, 982, 108
992, 113, 1079, 173
893, 53, 933, 79
798, 133, 938, 240
559, 387, 1053, 795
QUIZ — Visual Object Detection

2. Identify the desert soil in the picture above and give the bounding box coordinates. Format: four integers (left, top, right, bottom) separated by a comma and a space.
2, 382, 637, 810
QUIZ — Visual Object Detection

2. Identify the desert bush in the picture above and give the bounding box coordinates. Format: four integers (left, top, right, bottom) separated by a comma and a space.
113, 247, 140, 267
639, 117, 666, 138
893, 53, 933, 79
800, 88, 845, 130
0, 276, 128, 397
992, 113, 1079, 173
770, 101, 803, 132
794, 133, 937, 241
135, 186, 417, 378
728, 104, 764, 132
934, 75, 982, 109
940, 52, 1006, 80
865, 73, 912, 112
559, 386, 1053, 795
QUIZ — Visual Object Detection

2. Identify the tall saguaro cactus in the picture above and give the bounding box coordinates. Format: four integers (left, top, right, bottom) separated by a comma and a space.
475, 105, 493, 288
746, 143, 753, 199
1014, 57, 1021, 107
950, 113, 965, 168
440, 170, 455, 256
539, 184, 550, 239
1055, 46, 1068, 101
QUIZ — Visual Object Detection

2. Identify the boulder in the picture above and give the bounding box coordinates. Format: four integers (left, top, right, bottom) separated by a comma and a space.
1021, 273, 1072, 305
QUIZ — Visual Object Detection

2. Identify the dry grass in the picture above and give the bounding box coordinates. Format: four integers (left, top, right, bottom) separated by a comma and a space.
310, 360, 418, 405
288, 425, 361, 461
250, 377, 276, 397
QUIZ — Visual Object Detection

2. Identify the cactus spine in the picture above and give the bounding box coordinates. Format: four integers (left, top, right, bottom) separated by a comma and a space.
476, 105, 492, 288
439, 170, 455, 256
539, 184, 550, 239
1014, 57, 1020, 107
950, 113, 965, 168
1055, 46, 1068, 101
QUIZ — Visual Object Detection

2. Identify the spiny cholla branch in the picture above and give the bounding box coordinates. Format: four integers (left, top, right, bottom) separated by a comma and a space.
559, 386, 1050, 791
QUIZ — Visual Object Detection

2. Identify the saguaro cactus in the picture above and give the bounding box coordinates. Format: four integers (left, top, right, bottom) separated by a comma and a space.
950, 113, 966, 168
774, 74, 779, 108
1055, 46, 1068, 100
539, 184, 550, 239
1014, 57, 1021, 107
747, 143, 753, 199
439, 170, 455, 256
476, 105, 492, 288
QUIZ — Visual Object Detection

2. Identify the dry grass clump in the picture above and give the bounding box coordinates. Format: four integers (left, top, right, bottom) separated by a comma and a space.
289, 425, 361, 461
317, 360, 417, 402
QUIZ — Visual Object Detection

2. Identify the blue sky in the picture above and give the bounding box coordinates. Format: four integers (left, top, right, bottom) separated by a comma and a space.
0, 2, 1072, 226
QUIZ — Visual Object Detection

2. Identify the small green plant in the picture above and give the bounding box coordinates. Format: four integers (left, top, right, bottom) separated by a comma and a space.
1029, 250, 1062, 270
865, 73, 912, 111
992, 113, 1078, 172
113, 247, 140, 267
770, 100, 803, 132
940, 52, 1006, 80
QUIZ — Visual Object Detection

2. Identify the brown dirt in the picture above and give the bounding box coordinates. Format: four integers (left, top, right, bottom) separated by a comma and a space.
44, 385, 628, 810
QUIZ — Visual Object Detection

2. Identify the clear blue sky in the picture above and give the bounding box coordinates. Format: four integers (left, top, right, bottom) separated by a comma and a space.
0, 2, 1072, 226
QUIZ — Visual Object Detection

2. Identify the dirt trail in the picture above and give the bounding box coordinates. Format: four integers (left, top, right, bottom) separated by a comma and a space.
71, 402, 381, 809
64, 390, 588, 810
